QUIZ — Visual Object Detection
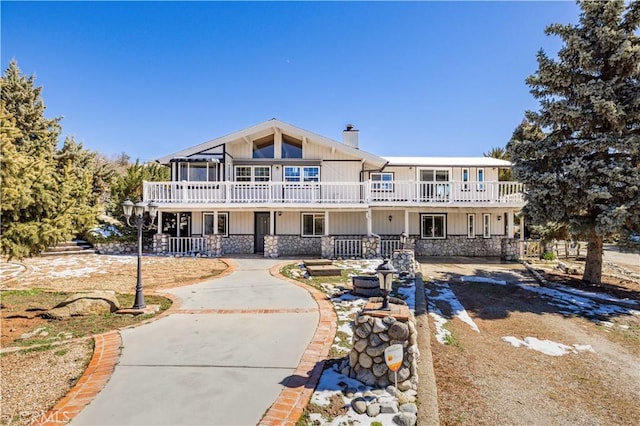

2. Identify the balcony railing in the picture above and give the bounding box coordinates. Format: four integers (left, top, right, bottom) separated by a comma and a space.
144, 181, 524, 206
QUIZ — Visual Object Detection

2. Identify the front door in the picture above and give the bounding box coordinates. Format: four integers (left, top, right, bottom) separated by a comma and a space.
254, 212, 271, 253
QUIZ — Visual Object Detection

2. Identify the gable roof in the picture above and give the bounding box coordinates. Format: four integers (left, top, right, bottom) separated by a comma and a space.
382, 157, 512, 167
155, 118, 387, 166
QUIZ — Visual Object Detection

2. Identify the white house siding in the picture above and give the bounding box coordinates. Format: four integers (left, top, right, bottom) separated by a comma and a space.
321, 160, 362, 182
229, 211, 254, 234
331, 211, 368, 235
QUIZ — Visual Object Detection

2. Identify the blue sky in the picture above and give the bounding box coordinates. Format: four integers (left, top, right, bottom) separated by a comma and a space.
1, 1, 580, 161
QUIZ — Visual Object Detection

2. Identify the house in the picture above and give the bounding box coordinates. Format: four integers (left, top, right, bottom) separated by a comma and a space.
144, 119, 524, 259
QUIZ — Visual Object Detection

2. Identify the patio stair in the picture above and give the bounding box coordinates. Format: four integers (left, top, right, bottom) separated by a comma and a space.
41, 239, 96, 257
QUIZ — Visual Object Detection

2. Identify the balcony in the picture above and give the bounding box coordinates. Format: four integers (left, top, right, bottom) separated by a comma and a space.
143, 181, 524, 207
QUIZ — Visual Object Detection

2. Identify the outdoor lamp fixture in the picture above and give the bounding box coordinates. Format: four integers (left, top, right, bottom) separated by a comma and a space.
399, 231, 408, 250
123, 199, 159, 310
376, 258, 396, 310
388, 215, 393, 223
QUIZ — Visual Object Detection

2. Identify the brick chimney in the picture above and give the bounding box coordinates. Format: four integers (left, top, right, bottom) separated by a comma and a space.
342, 124, 359, 149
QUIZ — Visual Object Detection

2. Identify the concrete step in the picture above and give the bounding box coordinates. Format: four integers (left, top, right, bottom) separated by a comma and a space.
41, 240, 96, 256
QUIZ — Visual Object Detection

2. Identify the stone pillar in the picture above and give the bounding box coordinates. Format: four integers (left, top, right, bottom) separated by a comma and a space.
392, 249, 415, 278
153, 233, 169, 254
321, 235, 335, 259
501, 238, 519, 261
361, 236, 380, 259
264, 235, 278, 258
345, 302, 419, 392
206, 234, 223, 257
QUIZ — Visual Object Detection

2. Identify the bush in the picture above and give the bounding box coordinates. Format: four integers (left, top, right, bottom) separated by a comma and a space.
541, 251, 556, 261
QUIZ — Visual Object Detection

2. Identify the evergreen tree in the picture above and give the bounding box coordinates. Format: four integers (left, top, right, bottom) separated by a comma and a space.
109, 160, 170, 218
483, 146, 512, 180
1, 61, 111, 258
507, 0, 640, 283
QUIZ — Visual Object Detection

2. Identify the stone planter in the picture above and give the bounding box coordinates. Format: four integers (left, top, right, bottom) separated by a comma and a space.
352, 276, 380, 297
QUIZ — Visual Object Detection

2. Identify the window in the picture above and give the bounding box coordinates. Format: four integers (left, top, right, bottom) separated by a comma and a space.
253, 135, 274, 159
421, 214, 446, 239
282, 134, 303, 159
462, 168, 470, 191
477, 168, 485, 191
177, 162, 218, 181
302, 213, 324, 237
467, 214, 476, 238
203, 212, 229, 237
234, 166, 271, 182
483, 213, 491, 238
284, 166, 320, 182
371, 173, 394, 191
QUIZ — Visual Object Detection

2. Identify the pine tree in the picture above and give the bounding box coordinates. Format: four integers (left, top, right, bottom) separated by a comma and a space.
109, 160, 170, 218
483, 146, 512, 181
507, 1, 640, 284
1, 61, 110, 258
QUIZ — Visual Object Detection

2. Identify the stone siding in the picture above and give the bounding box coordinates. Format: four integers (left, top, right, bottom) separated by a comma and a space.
501, 238, 519, 261
275, 235, 321, 257
392, 249, 416, 278
222, 235, 254, 255
415, 235, 503, 257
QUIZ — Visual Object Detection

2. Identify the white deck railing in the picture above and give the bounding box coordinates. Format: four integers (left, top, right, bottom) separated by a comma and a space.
144, 181, 524, 205
167, 237, 207, 254
335, 238, 362, 258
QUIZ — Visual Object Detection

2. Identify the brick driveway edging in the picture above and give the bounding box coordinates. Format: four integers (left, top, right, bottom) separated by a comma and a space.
258, 262, 338, 426
32, 331, 122, 426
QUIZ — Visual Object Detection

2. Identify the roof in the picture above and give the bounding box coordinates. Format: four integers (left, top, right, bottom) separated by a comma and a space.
155, 119, 387, 167
382, 157, 512, 167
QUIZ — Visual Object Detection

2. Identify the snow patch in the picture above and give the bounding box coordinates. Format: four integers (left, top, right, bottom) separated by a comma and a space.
502, 336, 595, 356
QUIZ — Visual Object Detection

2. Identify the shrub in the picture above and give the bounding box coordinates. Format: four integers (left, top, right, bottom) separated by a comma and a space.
541, 251, 556, 261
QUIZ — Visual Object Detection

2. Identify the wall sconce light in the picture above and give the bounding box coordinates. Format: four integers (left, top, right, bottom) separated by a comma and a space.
278, 211, 282, 217
388, 215, 393, 223
497, 216, 501, 221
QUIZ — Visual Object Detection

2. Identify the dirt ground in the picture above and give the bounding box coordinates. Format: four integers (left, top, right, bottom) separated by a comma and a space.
1, 254, 227, 347
420, 258, 640, 425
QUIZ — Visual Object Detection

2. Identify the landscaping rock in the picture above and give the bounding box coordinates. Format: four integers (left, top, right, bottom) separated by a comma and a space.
351, 397, 367, 414
400, 403, 418, 414
43, 291, 120, 319
393, 412, 417, 426
366, 402, 381, 417
379, 397, 399, 414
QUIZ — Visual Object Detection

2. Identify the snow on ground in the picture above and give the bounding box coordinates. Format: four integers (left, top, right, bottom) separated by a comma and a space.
306, 260, 416, 425
427, 272, 639, 350
310, 366, 397, 426
501, 336, 595, 356
459, 275, 640, 320
426, 281, 480, 344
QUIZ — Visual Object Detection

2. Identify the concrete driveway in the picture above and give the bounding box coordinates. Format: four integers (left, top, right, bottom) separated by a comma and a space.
72, 257, 318, 426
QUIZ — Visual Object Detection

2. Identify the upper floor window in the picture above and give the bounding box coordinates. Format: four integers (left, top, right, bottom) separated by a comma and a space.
462, 168, 470, 191
235, 166, 271, 182
285, 166, 319, 182
178, 163, 218, 181
477, 168, 485, 191
282, 134, 303, 159
253, 135, 274, 159
371, 173, 394, 191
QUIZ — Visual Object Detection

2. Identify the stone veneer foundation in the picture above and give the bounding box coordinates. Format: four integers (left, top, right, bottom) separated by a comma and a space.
104, 233, 523, 260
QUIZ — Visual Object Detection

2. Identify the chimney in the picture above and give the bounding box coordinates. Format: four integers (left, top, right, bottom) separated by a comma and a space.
342, 123, 359, 149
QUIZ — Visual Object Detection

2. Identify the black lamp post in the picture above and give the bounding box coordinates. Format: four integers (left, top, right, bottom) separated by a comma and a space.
399, 231, 408, 250
123, 199, 158, 310
376, 258, 396, 310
